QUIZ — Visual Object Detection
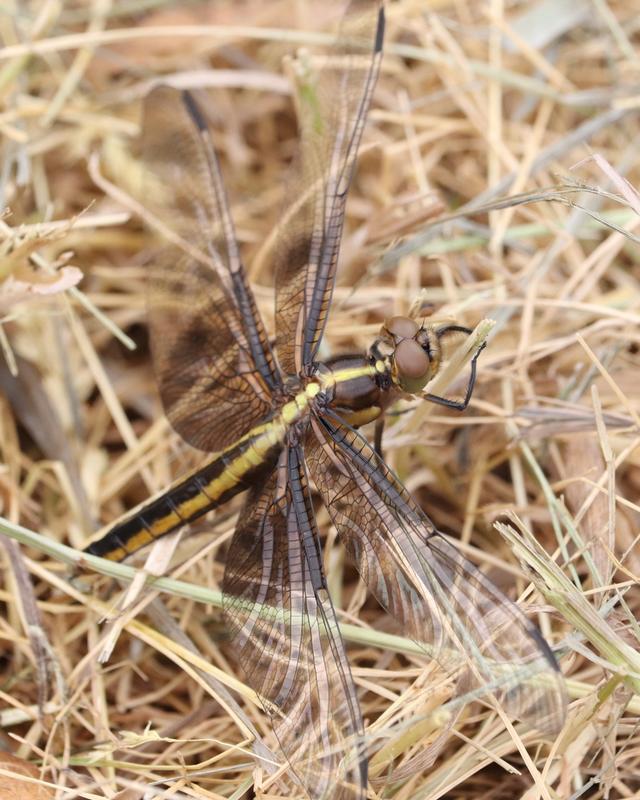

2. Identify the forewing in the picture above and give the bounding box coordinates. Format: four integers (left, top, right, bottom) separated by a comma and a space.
142, 86, 281, 451
307, 411, 567, 735
274, 1, 384, 375
223, 447, 365, 799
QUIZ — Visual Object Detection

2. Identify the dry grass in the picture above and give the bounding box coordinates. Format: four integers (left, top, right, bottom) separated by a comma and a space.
1, 0, 640, 798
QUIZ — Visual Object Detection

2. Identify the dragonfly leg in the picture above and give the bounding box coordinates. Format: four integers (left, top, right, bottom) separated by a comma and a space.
425, 327, 486, 411
374, 417, 385, 458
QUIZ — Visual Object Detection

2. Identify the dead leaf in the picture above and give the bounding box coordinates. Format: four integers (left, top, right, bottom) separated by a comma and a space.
0, 752, 54, 799
0, 264, 82, 313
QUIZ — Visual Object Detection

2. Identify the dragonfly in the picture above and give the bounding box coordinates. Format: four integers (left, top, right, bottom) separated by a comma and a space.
85, 2, 566, 797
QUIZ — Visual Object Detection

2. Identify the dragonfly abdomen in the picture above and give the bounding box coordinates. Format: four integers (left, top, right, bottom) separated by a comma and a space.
85, 423, 284, 562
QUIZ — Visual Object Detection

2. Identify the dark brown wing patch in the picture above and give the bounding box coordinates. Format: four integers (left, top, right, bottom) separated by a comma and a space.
142, 86, 281, 451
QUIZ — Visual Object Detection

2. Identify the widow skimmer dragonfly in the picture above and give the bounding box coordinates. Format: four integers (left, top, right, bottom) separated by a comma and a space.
85, 1, 566, 796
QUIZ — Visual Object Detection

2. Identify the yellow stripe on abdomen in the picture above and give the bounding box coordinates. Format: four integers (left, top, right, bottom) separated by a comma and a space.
84, 395, 311, 561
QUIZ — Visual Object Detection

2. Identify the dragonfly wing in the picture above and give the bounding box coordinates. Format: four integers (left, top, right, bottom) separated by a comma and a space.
307, 410, 567, 736
274, 1, 384, 375
223, 446, 365, 799
142, 86, 281, 451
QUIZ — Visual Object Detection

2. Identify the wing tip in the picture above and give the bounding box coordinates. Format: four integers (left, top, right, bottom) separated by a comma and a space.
526, 620, 562, 674
375, 5, 385, 53
181, 89, 208, 132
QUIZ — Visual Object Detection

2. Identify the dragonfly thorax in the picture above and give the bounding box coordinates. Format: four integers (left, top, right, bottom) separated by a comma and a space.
310, 354, 387, 428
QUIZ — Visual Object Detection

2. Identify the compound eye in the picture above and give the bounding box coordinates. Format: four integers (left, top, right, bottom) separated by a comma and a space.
395, 338, 432, 393
384, 315, 419, 340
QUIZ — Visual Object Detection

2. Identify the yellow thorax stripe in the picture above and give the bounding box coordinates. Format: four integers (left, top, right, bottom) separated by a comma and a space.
317, 363, 377, 390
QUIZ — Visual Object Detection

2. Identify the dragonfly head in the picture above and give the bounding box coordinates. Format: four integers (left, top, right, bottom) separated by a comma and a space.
378, 314, 478, 393
374, 316, 442, 395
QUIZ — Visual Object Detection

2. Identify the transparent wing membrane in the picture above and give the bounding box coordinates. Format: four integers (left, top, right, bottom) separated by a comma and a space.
307, 411, 567, 735
223, 448, 366, 798
274, 1, 384, 374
